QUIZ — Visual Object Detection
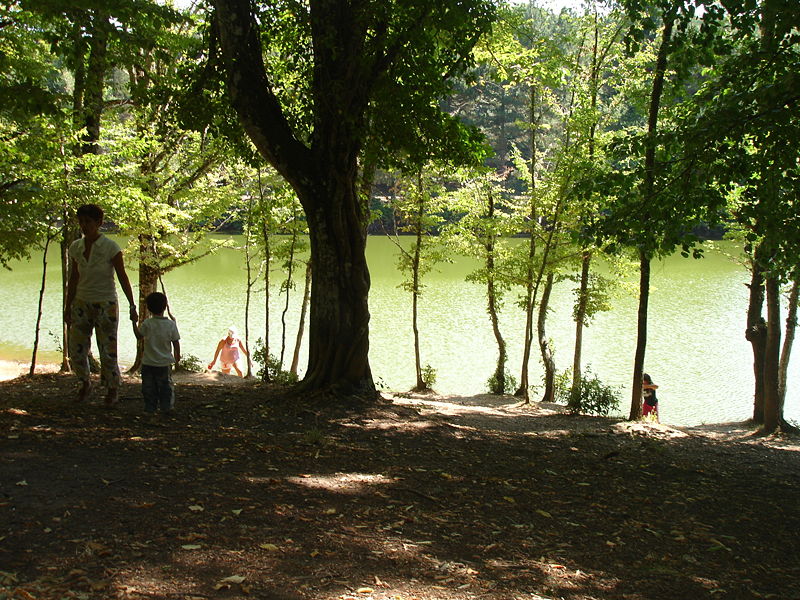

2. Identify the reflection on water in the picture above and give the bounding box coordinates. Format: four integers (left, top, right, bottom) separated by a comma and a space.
1, 236, 797, 426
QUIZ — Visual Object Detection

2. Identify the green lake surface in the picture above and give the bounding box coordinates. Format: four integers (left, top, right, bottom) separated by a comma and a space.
1, 235, 797, 427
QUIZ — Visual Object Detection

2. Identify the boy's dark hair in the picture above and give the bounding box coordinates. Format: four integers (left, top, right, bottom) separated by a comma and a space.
76, 204, 104, 222
145, 292, 168, 315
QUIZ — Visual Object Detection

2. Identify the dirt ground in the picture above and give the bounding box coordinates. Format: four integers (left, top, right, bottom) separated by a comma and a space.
2, 371, 800, 600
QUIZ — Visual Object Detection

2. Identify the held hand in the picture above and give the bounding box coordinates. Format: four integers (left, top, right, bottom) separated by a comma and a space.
129, 305, 138, 322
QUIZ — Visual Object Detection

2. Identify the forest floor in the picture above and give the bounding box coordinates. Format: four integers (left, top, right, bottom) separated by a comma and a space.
1, 370, 800, 600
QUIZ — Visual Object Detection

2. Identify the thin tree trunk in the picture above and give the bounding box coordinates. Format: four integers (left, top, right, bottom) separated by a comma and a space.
571, 10, 600, 406
411, 240, 424, 390
778, 278, 798, 411
570, 251, 592, 409
630, 249, 651, 420
280, 226, 297, 368
538, 271, 556, 403
746, 251, 767, 423
60, 206, 77, 373
411, 183, 425, 391
485, 193, 507, 395
290, 261, 312, 376
517, 83, 537, 400
629, 7, 675, 420
244, 195, 255, 378
258, 170, 272, 381
30, 234, 54, 376
762, 275, 782, 433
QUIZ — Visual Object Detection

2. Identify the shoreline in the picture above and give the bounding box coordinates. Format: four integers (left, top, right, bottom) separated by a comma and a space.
0, 359, 63, 382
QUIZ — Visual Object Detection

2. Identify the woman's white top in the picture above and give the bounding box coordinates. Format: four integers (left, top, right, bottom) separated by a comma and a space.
68, 234, 122, 302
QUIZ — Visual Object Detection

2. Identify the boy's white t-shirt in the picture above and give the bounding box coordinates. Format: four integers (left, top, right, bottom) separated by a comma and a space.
68, 235, 122, 302
140, 317, 181, 367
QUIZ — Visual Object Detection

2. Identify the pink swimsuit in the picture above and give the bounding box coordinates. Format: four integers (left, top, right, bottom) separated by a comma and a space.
220, 338, 240, 366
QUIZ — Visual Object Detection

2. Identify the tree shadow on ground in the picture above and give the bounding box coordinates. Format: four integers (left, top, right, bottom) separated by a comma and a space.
1, 374, 799, 600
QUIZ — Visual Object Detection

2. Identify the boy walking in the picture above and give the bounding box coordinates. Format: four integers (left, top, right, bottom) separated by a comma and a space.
132, 292, 181, 414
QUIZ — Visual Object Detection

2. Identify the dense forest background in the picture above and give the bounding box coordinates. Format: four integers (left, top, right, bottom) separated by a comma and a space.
1, 0, 798, 431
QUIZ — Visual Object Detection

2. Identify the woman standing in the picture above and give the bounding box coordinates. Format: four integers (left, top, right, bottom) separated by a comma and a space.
64, 204, 138, 404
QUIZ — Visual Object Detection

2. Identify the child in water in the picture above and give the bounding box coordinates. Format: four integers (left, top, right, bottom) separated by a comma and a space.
208, 327, 250, 377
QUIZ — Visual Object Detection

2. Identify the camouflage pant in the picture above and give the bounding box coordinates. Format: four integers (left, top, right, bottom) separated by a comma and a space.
68, 299, 120, 391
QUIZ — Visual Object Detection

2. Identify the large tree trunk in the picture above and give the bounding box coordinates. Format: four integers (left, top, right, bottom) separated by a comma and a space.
745, 251, 767, 423
214, 0, 375, 396
299, 184, 374, 395
538, 271, 556, 403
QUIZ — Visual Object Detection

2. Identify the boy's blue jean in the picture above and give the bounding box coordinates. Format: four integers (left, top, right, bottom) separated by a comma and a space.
141, 365, 174, 413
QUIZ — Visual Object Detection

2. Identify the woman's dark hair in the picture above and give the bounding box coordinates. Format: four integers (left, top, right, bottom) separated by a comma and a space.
642, 373, 653, 384
76, 204, 104, 222
145, 292, 168, 314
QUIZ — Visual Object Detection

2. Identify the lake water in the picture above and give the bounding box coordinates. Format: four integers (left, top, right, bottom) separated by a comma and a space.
1, 235, 797, 427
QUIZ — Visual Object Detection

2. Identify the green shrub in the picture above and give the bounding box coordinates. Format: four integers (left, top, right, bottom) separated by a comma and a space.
486, 368, 518, 395
252, 338, 299, 385
177, 353, 204, 373
421, 363, 437, 388
555, 366, 620, 417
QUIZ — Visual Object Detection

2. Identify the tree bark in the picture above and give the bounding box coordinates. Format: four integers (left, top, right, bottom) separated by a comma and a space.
630, 249, 650, 420
746, 267, 767, 423
777, 278, 798, 412
30, 234, 54, 376
745, 249, 767, 423
538, 271, 556, 403
280, 227, 298, 367
290, 261, 312, 376
411, 220, 425, 391
410, 176, 428, 391
570, 251, 591, 409
258, 169, 272, 381
130, 234, 160, 372
516, 83, 537, 400
762, 275, 782, 433
301, 189, 374, 395
82, 12, 109, 156
244, 194, 256, 378
485, 194, 507, 395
